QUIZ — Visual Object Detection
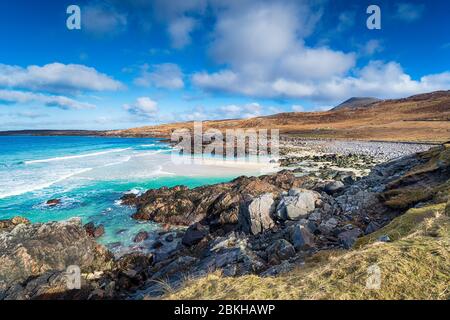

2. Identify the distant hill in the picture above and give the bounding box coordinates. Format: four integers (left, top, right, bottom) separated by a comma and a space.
332, 97, 382, 110
106, 90, 450, 143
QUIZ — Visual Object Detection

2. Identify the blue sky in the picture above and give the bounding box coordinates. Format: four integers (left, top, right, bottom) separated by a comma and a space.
0, 0, 449, 130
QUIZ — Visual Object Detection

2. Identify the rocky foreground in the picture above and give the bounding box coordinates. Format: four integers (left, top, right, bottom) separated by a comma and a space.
1, 141, 449, 300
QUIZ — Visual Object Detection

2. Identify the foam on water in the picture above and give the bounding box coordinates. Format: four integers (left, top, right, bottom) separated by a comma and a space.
0, 136, 238, 251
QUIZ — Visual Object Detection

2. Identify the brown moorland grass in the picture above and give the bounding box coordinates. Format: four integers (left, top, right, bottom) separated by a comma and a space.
107, 91, 450, 143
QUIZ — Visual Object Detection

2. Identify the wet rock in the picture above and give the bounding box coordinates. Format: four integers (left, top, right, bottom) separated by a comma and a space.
83, 222, 105, 239
182, 223, 209, 247
338, 228, 362, 249
265, 239, 295, 265
239, 193, 275, 235
46, 199, 61, 207
276, 189, 320, 220
287, 224, 316, 251
324, 181, 345, 194
133, 231, 149, 243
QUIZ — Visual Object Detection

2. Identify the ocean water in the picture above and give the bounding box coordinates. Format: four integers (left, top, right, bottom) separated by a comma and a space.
0, 135, 238, 253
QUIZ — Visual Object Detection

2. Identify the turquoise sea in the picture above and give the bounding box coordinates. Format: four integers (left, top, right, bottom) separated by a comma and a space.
0, 135, 240, 253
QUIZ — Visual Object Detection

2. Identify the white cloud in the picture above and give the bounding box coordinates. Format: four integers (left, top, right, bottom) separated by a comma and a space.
395, 3, 425, 22
0, 63, 123, 94
0, 89, 96, 110
134, 63, 184, 89
191, 1, 449, 103
83, 4, 128, 36
292, 105, 304, 112
219, 102, 262, 119
124, 97, 159, 118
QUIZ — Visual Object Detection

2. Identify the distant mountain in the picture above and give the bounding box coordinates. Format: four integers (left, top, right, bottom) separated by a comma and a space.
332, 97, 382, 110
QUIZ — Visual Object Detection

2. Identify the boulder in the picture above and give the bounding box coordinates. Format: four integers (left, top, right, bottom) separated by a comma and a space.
276, 189, 319, 220
0, 217, 30, 231
46, 199, 61, 207
239, 193, 275, 235
319, 218, 338, 234
0, 219, 114, 298
287, 224, 316, 251
83, 222, 105, 239
265, 239, 295, 265
324, 181, 345, 194
133, 231, 149, 243
338, 228, 362, 249
182, 223, 209, 247
365, 221, 381, 234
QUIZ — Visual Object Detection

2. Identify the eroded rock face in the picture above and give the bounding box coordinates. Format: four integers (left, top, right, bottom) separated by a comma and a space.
0, 218, 114, 299
239, 193, 275, 235
130, 171, 307, 231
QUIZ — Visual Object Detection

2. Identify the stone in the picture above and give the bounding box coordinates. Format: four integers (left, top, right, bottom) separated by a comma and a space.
133, 231, 149, 243
265, 239, 295, 265
182, 223, 209, 247
0, 219, 114, 299
83, 222, 105, 238
365, 221, 381, 234
338, 228, 362, 249
308, 210, 321, 222
239, 193, 275, 235
324, 181, 345, 194
287, 224, 316, 251
151, 256, 198, 280
46, 199, 61, 207
377, 235, 391, 242
276, 189, 319, 220
319, 218, 338, 234
0, 217, 30, 230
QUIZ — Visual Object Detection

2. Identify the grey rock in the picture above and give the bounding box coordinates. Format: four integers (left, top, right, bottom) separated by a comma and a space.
265, 239, 295, 265
151, 256, 198, 280
338, 228, 362, 249
287, 224, 316, 251
365, 221, 381, 234
182, 223, 209, 247
239, 193, 275, 235
276, 189, 320, 220
324, 181, 345, 194
319, 218, 338, 234
377, 235, 391, 242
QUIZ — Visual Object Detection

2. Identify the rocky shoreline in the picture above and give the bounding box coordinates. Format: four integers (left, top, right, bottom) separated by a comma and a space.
1, 139, 447, 300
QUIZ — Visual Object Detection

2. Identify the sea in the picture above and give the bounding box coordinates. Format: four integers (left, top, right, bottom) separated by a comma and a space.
0, 135, 243, 253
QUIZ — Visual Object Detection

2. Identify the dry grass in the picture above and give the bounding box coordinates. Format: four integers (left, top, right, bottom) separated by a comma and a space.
107, 91, 450, 143
164, 203, 450, 300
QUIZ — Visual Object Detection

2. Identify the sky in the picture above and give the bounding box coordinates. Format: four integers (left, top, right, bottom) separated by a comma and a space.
0, 0, 449, 130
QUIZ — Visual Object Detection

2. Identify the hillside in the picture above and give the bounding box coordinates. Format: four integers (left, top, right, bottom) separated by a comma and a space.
332, 97, 382, 110
164, 144, 450, 300
106, 90, 450, 143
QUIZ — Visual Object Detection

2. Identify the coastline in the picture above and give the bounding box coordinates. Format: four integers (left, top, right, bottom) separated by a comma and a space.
2, 135, 448, 299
